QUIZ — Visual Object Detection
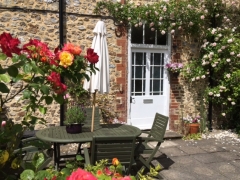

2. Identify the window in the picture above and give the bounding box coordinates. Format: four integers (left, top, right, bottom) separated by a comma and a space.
131, 24, 167, 45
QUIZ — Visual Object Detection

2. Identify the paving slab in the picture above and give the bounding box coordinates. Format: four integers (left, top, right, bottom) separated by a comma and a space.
230, 159, 240, 168
213, 151, 240, 161
160, 147, 188, 157
177, 145, 208, 155
161, 140, 179, 148
160, 168, 199, 180
190, 153, 226, 163
165, 155, 202, 169
206, 161, 240, 179
199, 144, 227, 152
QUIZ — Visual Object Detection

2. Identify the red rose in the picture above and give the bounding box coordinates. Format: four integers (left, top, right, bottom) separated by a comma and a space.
47, 72, 67, 94
84, 48, 99, 64
0, 32, 21, 57
23, 39, 53, 63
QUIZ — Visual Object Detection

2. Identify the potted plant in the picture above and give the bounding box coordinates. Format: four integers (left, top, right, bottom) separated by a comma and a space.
183, 115, 201, 135
64, 102, 87, 134
165, 62, 183, 77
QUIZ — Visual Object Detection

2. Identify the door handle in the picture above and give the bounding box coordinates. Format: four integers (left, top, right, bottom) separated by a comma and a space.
130, 97, 135, 104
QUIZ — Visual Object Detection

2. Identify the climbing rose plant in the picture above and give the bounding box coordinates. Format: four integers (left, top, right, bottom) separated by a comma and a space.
94, 0, 240, 128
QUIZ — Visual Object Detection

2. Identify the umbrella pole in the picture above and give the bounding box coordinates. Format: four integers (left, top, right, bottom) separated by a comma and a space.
91, 91, 96, 132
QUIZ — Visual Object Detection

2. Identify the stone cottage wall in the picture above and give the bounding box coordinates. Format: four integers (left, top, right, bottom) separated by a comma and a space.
0, 0, 127, 129
0, 0, 206, 131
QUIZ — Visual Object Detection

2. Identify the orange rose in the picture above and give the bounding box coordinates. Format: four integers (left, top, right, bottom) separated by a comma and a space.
96, 169, 103, 176
63, 43, 82, 55
112, 158, 120, 166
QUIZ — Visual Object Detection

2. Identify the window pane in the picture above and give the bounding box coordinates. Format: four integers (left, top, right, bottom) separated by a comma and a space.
145, 26, 155, 44
152, 53, 161, 65
153, 67, 160, 78
135, 66, 144, 78
135, 80, 142, 92
131, 26, 143, 44
157, 33, 167, 45
132, 25, 167, 45
135, 53, 145, 65
153, 80, 160, 91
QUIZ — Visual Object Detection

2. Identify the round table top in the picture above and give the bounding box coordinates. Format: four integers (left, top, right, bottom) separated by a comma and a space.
35, 124, 141, 143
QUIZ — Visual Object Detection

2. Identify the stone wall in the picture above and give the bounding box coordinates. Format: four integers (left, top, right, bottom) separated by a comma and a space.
0, 0, 209, 131
0, 0, 126, 129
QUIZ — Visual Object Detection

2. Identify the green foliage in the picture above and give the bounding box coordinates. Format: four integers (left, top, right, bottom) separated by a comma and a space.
64, 104, 87, 125
182, 133, 202, 140
94, 0, 205, 35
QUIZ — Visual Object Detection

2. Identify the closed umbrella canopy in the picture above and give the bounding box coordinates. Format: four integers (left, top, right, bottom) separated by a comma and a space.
84, 20, 109, 94
83, 20, 110, 131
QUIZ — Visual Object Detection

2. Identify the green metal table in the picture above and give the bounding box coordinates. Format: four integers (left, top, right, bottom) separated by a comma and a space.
35, 124, 141, 168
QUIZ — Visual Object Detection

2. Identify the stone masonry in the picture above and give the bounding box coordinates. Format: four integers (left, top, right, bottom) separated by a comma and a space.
0, 0, 208, 131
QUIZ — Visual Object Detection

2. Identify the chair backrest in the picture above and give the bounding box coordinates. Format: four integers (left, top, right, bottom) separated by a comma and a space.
149, 113, 169, 141
90, 135, 136, 167
83, 107, 101, 131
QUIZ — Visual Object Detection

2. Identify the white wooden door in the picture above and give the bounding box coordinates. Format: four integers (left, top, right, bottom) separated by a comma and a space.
128, 50, 170, 130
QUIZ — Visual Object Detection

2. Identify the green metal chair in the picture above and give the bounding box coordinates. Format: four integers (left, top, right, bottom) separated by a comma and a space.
135, 113, 169, 179
84, 135, 136, 175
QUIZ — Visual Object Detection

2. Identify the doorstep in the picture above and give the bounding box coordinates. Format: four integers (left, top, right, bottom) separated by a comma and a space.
164, 130, 183, 139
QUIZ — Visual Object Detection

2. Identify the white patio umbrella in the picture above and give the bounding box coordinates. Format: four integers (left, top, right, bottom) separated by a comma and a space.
83, 20, 110, 132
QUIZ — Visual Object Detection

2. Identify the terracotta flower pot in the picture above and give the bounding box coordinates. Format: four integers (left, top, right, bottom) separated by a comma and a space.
188, 123, 200, 134
66, 124, 83, 134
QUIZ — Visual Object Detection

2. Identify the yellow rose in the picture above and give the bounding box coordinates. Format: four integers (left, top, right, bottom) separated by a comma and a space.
59, 51, 74, 68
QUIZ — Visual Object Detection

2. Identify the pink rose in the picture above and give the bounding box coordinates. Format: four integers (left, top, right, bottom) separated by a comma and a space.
68, 168, 97, 180
1, 121, 6, 127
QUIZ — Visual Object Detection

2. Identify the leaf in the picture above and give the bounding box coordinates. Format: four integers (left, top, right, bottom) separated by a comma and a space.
0, 74, 11, 83
39, 106, 47, 114
0, 53, 7, 60
76, 154, 84, 161
12, 54, 27, 63
23, 90, 32, 99
35, 170, 52, 180
32, 152, 45, 170
0, 82, 10, 93
83, 73, 90, 81
33, 76, 45, 84
20, 169, 35, 180
40, 85, 50, 95
29, 116, 38, 125
54, 94, 64, 104
23, 63, 33, 73
65, 164, 74, 169
29, 83, 40, 90
7, 66, 18, 77
45, 96, 53, 105
60, 168, 71, 177
13, 74, 24, 82
0, 67, 6, 74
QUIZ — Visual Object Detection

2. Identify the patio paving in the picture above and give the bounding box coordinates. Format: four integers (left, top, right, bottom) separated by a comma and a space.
53, 130, 240, 179
146, 130, 240, 180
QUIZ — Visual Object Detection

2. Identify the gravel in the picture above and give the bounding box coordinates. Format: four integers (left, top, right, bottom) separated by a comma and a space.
202, 129, 240, 142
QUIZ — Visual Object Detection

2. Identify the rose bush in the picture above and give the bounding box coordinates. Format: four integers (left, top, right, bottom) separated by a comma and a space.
0, 32, 98, 125
0, 32, 98, 178
20, 155, 161, 180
